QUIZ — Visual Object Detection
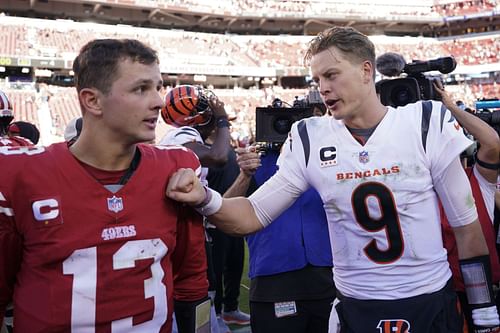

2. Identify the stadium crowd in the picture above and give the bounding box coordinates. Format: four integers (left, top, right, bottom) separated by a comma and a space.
74, 0, 499, 18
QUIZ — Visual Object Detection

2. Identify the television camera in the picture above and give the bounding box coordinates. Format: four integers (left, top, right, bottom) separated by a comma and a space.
375, 52, 457, 107
475, 98, 500, 137
255, 88, 325, 152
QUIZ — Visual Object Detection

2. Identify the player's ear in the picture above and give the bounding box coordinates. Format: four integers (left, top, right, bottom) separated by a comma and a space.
79, 88, 103, 116
362, 60, 373, 84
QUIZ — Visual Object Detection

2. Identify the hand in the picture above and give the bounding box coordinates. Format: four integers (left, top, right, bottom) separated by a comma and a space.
166, 168, 206, 206
208, 96, 228, 119
472, 306, 500, 332
236, 146, 261, 176
433, 81, 455, 111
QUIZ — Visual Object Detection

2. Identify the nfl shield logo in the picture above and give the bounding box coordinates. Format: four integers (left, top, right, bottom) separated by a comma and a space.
359, 151, 369, 164
107, 196, 123, 213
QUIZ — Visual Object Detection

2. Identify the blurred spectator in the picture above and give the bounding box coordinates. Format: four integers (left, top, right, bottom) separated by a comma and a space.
160, 85, 232, 333
64, 117, 83, 144
436, 82, 500, 333
8, 121, 40, 145
0, 90, 33, 147
206, 138, 257, 329
243, 147, 335, 333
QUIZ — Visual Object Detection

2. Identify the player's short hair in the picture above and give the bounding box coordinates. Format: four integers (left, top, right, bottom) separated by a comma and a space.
73, 39, 158, 95
304, 26, 376, 79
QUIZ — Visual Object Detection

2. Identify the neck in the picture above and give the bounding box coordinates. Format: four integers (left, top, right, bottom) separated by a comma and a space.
344, 97, 388, 129
70, 133, 137, 171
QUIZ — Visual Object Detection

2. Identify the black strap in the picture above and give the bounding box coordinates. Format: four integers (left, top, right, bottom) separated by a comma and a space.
474, 152, 500, 170
118, 148, 141, 185
421, 100, 433, 153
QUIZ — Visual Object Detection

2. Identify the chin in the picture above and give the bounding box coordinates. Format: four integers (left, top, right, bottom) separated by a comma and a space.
331, 111, 344, 120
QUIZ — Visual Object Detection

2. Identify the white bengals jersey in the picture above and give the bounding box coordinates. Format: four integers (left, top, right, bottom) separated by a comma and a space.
277, 100, 474, 300
159, 126, 208, 185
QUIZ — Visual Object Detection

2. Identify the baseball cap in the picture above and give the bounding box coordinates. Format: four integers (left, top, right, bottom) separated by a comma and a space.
64, 117, 83, 142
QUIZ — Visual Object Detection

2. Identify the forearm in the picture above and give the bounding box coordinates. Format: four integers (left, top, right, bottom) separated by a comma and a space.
453, 220, 489, 259
208, 197, 263, 236
446, 104, 500, 159
209, 126, 231, 163
223, 171, 252, 198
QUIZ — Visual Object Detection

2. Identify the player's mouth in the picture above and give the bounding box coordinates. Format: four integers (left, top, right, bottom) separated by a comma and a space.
325, 99, 340, 110
144, 117, 158, 129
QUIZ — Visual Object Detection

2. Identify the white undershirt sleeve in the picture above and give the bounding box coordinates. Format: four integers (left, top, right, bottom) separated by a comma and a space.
248, 171, 306, 227
434, 157, 478, 227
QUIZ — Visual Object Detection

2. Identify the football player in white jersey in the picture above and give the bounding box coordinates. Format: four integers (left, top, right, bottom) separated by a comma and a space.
166, 26, 500, 333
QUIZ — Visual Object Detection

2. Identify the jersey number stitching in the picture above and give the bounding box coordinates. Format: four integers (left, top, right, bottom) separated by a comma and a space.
352, 182, 404, 264
63, 239, 168, 332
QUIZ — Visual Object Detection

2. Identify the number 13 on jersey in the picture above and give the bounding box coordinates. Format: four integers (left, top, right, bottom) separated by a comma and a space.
63, 239, 168, 332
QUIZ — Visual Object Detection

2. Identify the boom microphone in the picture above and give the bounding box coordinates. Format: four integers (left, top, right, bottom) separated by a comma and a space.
376, 52, 407, 77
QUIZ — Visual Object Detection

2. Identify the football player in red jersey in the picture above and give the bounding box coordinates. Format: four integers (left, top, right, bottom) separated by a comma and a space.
0, 90, 33, 147
0, 39, 207, 332
166, 26, 500, 333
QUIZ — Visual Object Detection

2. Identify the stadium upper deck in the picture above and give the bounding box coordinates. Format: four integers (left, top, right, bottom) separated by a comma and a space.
2, 0, 499, 36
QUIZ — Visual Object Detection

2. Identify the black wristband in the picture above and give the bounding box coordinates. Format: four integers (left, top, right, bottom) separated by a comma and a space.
459, 255, 496, 309
216, 116, 230, 128
474, 152, 500, 170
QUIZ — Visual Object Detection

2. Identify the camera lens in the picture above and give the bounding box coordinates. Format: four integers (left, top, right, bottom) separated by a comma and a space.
273, 116, 293, 135
491, 110, 500, 125
392, 86, 412, 107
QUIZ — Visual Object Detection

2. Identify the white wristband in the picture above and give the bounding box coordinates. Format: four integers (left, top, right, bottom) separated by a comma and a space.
194, 187, 223, 216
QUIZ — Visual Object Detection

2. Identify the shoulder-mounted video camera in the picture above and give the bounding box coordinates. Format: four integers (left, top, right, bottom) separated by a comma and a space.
475, 98, 500, 137
255, 88, 325, 151
375, 52, 457, 107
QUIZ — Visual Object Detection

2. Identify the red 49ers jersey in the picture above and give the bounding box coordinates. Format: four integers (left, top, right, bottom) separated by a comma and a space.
277, 100, 474, 300
0, 142, 207, 332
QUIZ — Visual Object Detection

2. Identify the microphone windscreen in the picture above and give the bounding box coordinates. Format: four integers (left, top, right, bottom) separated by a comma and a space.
376, 52, 407, 77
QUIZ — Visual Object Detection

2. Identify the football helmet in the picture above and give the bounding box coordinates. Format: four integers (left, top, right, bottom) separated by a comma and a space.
0, 90, 13, 118
161, 85, 214, 127
0, 90, 14, 134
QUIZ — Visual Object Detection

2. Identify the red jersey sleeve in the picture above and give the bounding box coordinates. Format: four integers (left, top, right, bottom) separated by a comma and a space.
168, 146, 208, 301
172, 206, 208, 301
0, 168, 23, 322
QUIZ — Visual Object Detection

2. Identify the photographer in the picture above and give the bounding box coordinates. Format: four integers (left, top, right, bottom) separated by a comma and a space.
435, 82, 500, 333
237, 107, 335, 333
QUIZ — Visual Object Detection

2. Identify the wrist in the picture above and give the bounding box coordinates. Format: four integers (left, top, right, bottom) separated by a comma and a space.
216, 116, 230, 128
192, 186, 223, 216
193, 186, 211, 208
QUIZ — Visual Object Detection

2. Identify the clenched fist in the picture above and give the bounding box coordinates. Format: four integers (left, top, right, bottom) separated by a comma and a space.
166, 168, 206, 206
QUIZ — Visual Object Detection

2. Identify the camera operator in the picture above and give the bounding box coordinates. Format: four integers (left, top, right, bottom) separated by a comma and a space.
236, 107, 335, 333
435, 82, 500, 333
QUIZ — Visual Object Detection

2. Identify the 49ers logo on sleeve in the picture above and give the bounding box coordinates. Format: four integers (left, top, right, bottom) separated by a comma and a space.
32, 197, 63, 227
377, 319, 410, 333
